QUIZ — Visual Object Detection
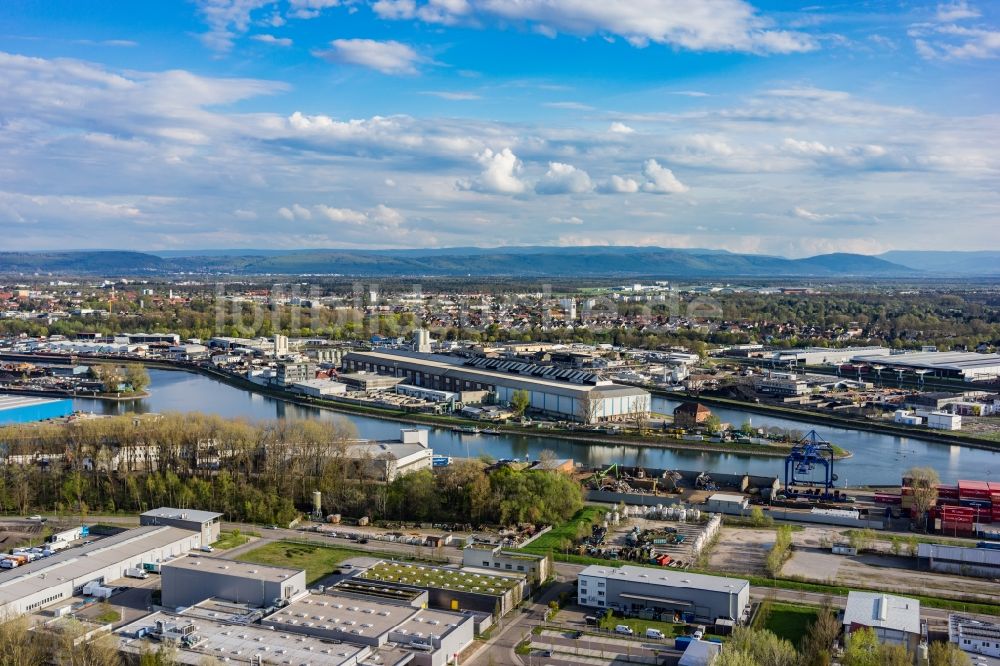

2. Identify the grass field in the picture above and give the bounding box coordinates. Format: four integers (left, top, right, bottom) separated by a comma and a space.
520, 506, 605, 556
212, 530, 253, 550
758, 602, 818, 647
237, 541, 368, 584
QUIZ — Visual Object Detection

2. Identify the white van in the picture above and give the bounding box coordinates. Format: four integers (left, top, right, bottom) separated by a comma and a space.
645, 628, 664, 639
615, 625, 634, 636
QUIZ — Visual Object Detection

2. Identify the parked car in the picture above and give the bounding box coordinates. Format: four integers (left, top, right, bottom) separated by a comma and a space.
615, 625, 634, 636
645, 628, 664, 639
200, 545, 214, 553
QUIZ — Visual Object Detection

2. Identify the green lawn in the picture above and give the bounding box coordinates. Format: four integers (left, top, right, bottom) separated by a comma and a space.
237, 541, 368, 584
520, 506, 605, 556
212, 530, 253, 550
758, 602, 818, 647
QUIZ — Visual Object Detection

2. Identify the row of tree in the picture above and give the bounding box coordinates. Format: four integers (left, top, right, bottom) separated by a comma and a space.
716, 607, 972, 666
0, 413, 582, 527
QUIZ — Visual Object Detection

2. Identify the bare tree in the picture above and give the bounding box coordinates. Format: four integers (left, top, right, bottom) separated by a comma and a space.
906, 467, 940, 531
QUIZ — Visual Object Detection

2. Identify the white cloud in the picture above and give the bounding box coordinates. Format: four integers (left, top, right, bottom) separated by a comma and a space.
373, 0, 816, 53
287, 0, 342, 19
936, 1, 980, 22
195, 0, 272, 51
234, 208, 258, 219
609, 122, 635, 134
535, 162, 593, 194
458, 148, 528, 194
600, 175, 640, 193
421, 90, 482, 100
792, 206, 826, 221
548, 215, 584, 225
251, 34, 292, 46
641, 159, 688, 193
315, 39, 423, 75
543, 101, 594, 110
669, 90, 710, 97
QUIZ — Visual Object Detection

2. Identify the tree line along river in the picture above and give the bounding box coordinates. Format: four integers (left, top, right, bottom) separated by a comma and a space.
70, 368, 999, 486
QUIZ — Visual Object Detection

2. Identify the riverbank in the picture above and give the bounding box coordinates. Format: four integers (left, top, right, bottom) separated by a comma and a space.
0, 386, 149, 401
651, 388, 1000, 454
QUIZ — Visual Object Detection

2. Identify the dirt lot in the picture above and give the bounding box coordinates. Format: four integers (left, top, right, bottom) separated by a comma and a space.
783, 526, 1000, 603
708, 526, 775, 575
0, 519, 46, 550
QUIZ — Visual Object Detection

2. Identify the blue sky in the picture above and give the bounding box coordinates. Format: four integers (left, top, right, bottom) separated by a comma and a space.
1, 0, 998, 256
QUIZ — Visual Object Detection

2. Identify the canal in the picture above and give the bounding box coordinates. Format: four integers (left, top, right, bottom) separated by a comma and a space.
71, 368, 998, 485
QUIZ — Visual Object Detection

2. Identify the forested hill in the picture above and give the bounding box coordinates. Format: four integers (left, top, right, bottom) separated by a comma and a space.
0, 247, 921, 277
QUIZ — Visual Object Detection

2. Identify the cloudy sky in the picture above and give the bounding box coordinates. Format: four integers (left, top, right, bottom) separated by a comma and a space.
1, 0, 998, 256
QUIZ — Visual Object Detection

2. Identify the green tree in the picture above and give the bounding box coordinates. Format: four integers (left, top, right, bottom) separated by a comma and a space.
928, 641, 972, 666
722, 627, 798, 666
800, 604, 840, 666
510, 389, 531, 417
125, 363, 150, 392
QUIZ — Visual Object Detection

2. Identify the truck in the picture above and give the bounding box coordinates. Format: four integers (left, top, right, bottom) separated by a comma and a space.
125, 567, 149, 579
142, 562, 162, 574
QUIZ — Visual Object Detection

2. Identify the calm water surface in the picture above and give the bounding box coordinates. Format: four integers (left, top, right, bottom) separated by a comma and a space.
71, 369, 999, 486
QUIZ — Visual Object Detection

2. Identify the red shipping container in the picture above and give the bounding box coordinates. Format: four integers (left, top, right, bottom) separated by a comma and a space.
941, 505, 975, 514
901, 487, 914, 496
937, 498, 959, 506
959, 480, 991, 499
937, 484, 960, 499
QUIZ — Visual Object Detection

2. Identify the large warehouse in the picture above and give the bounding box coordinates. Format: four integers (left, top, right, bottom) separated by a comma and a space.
0, 395, 73, 424
577, 564, 750, 623
140, 507, 223, 545
161, 555, 307, 609
342, 350, 650, 423
0, 525, 202, 617
851, 350, 1000, 382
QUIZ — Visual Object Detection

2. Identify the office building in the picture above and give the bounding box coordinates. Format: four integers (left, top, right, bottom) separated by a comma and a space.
577, 565, 750, 623
949, 614, 1000, 659
462, 544, 550, 589
344, 429, 434, 482
140, 507, 223, 545
275, 361, 318, 386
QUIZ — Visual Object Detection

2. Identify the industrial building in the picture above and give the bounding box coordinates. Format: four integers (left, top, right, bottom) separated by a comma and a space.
949, 614, 1000, 660
140, 507, 223, 545
118, 610, 376, 666
772, 346, 890, 367
673, 402, 711, 428
161, 555, 308, 609
0, 395, 74, 424
852, 350, 1000, 382
262, 590, 476, 666
343, 350, 650, 423
356, 560, 526, 616
0, 525, 202, 617
292, 378, 348, 397
842, 592, 923, 655
918, 543, 1000, 579
462, 544, 550, 589
577, 565, 750, 623
344, 429, 434, 482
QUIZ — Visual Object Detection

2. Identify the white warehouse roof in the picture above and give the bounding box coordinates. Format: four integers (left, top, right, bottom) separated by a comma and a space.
843, 591, 921, 635
580, 564, 749, 595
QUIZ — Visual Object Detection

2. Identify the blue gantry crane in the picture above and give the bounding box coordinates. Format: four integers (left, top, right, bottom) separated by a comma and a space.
784, 429, 837, 496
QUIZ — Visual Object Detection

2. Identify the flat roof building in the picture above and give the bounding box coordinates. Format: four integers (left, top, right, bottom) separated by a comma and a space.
261, 591, 476, 666
117, 610, 375, 666
343, 350, 650, 423
852, 350, 1000, 382
0, 525, 201, 617
577, 564, 750, 624
140, 507, 223, 545
161, 555, 307, 609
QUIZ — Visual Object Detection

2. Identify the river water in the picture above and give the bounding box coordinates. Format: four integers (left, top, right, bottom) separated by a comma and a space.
71, 369, 998, 485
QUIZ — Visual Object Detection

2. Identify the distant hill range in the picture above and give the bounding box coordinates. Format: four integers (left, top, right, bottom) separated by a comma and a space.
877, 251, 1000, 276
0, 246, 984, 278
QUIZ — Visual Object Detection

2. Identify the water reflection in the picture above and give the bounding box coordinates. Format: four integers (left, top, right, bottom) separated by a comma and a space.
69, 368, 999, 485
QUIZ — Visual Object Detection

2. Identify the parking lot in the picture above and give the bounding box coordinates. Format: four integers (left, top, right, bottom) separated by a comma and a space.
530, 626, 680, 666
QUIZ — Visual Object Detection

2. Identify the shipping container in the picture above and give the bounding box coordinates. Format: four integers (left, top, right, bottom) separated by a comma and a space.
959, 498, 993, 510
937, 484, 960, 497
874, 493, 902, 505
958, 480, 991, 499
